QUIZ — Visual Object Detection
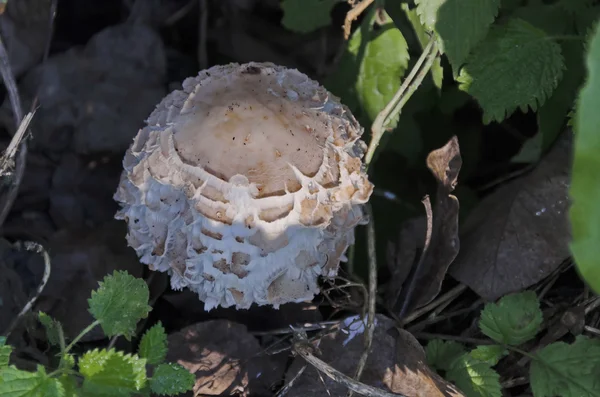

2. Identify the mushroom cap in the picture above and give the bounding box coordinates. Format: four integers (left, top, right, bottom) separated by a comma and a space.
114, 62, 373, 310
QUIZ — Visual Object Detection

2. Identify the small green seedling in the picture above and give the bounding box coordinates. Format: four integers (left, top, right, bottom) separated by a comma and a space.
0, 270, 195, 397
426, 291, 600, 397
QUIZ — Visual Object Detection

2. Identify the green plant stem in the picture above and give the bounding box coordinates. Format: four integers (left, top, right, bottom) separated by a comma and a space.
65, 320, 101, 353
504, 344, 537, 360
365, 35, 439, 167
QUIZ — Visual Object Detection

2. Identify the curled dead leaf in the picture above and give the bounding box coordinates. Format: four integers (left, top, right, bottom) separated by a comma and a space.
387, 137, 462, 316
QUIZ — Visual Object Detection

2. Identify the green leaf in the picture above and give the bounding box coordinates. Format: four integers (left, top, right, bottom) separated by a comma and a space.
469, 345, 507, 366
0, 345, 11, 368
575, 6, 600, 37
59, 354, 75, 372
354, 8, 410, 126
138, 323, 168, 365
426, 339, 466, 371
79, 348, 147, 397
149, 363, 195, 396
57, 375, 77, 397
458, 18, 564, 123
0, 366, 64, 397
446, 355, 502, 397
38, 312, 63, 347
415, 0, 500, 72
280, 0, 343, 34
570, 23, 600, 294
479, 291, 543, 346
88, 270, 151, 339
537, 40, 586, 150
326, 7, 409, 128
530, 336, 600, 397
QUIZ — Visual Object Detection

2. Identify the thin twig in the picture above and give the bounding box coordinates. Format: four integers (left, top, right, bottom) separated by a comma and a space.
343, 0, 374, 39
402, 284, 468, 325
366, 37, 439, 166
411, 332, 493, 345
347, 204, 377, 397
501, 377, 529, 388
584, 325, 600, 336
408, 299, 482, 332
275, 364, 308, 397
164, 0, 196, 26
0, 112, 34, 175
251, 320, 341, 336
293, 336, 405, 397
585, 296, 600, 315
4, 241, 51, 337
0, 35, 26, 227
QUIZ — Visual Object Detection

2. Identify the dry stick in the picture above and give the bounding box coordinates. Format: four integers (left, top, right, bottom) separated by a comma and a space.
347, 203, 377, 397
0, 112, 34, 175
252, 320, 341, 336
408, 299, 482, 332
366, 37, 438, 166
4, 242, 51, 337
584, 325, 600, 336
164, 0, 197, 26
585, 296, 600, 315
0, 36, 26, 227
343, 0, 374, 39
293, 337, 406, 397
276, 364, 308, 397
411, 332, 492, 345
402, 284, 468, 325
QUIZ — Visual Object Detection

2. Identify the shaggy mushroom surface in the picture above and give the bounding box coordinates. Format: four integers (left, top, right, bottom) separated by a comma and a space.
114, 62, 373, 310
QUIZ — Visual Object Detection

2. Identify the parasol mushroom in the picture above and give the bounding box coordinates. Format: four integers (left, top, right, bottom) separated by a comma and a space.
114, 62, 373, 310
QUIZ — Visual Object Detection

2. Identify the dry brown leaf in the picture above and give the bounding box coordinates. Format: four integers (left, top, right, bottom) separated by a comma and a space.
166, 320, 282, 397
284, 314, 464, 397
449, 132, 572, 300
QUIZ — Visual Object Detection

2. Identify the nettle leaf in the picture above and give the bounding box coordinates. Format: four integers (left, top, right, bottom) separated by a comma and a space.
446, 355, 502, 397
79, 348, 147, 397
458, 18, 564, 124
570, 23, 600, 294
354, 8, 410, 126
415, 0, 500, 72
281, 0, 343, 34
59, 354, 75, 371
38, 312, 63, 347
88, 270, 151, 339
530, 336, 600, 397
138, 323, 168, 365
426, 339, 465, 371
469, 345, 507, 366
58, 375, 77, 397
150, 363, 195, 396
0, 344, 11, 368
0, 366, 64, 397
479, 291, 543, 346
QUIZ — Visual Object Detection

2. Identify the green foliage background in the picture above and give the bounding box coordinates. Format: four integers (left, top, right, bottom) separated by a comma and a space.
283, 0, 599, 287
